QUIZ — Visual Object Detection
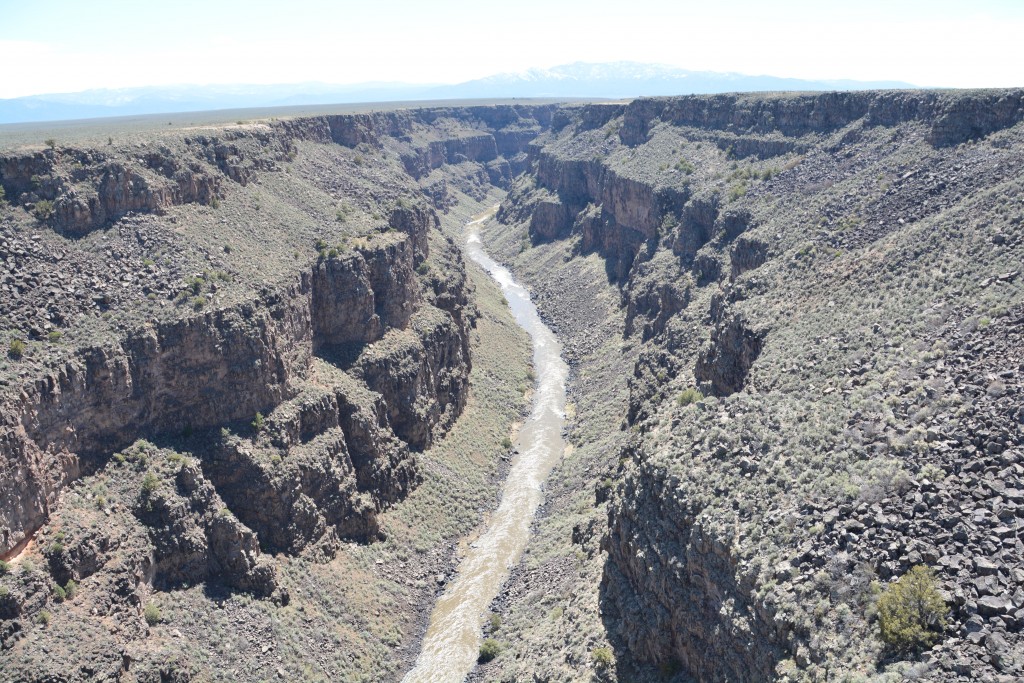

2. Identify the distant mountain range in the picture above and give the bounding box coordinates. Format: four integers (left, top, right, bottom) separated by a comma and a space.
0, 62, 917, 124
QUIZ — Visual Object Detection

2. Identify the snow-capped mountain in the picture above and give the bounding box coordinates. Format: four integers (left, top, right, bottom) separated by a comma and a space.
0, 62, 916, 125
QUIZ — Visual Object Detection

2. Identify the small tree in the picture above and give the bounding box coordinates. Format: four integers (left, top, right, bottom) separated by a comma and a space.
592, 646, 614, 668
141, 472, 159, 497
144, 601, 162, 625
677, 387, 703, 407
33, 199, 54, 220
44, 138, 56, 149
8, 339, 26, 359
877, 565, 948, 652
478, 638, 503, 663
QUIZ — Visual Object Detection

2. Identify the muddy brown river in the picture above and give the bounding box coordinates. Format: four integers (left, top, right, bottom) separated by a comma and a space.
401, 208, 569, 682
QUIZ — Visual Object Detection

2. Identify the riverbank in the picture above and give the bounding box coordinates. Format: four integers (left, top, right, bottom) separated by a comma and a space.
468, 191, 637, 682
403, 196, 570, 682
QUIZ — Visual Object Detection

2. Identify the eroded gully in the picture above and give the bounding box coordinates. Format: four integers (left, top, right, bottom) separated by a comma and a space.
401, 207, 570, 682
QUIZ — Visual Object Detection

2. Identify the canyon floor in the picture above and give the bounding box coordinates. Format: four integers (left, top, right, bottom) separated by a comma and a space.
2, 90, 1024, 682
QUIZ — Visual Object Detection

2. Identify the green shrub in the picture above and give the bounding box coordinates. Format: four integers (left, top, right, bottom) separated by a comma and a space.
33, 199, 54, 220
416, 262, 430, 275
501, 436, 513, 450
0, 560, 10, 576
209, 196, 220, 209
477, 638, 503, 663
592, 646, 614, 668
53, 583, 67, 602
141, 472, 159, 496
64, 580, 77, 600
251, 412, 265, 433
488, 612, 501, 633
144, 601, 162, 626
877, 565, 947, 652
676, 387, 704, 407
8, 339, 26, 359
44, 138, 56, 149
674, 159, 694, 175
727, 182, 747, 202
46, 330, 62, 342
37, 610, 51, 626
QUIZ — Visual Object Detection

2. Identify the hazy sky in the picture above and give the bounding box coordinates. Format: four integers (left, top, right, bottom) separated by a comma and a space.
1, 0, 1021, 98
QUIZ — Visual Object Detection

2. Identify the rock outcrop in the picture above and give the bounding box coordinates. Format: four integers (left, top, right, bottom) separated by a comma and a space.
137, 461, 279, 597
5, 89, 1024, 682
485, 89, 1024, 682
0, 108, 531, 560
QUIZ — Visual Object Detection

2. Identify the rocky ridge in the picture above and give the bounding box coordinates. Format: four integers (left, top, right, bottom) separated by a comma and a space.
0, 104, 552, 680
480, 89, 1024, 682
4, 90, 1024, 682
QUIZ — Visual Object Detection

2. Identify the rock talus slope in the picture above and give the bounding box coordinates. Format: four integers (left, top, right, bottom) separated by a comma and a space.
0, 103, 553, 681
479, 90, 1024, 682
3, 91, 1024, 682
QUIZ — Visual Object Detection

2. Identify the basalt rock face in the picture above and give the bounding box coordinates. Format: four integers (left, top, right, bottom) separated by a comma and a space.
0, 108, 525, 563
0, 101, 553, 565
489, 90, 1024, 681
137, 462, 279, 597
618, 90, 1024, 148
355, 306, 470, 451
0, 132, 296, 238
602, 467, 782, 682
312, 234, 418, 352
0, 294, 306, 556
694, 298, 765, 397
0, 233, 472, 557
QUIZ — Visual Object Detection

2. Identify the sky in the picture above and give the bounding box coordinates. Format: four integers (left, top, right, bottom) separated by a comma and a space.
0, 0, 1022, 98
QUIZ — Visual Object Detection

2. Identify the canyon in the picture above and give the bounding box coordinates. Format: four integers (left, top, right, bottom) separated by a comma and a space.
0, 89, 1023, 681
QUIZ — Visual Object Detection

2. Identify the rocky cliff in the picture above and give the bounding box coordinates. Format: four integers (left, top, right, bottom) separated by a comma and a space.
478, 89, 1024, 682
0, 102, 557, 679
0, 102, 558, 559
5, 90, 1024, 682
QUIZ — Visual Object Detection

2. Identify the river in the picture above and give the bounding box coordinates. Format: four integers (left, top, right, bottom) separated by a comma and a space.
401, 207, 570, 682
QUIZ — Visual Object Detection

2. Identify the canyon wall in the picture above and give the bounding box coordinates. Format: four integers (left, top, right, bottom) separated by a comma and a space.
4, 90, 1024, 681
486, 89, 1024, 681
0, 103, 558, 561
